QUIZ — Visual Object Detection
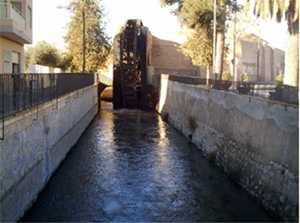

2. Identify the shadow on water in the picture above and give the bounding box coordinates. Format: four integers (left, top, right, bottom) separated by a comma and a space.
21, 101, 276, 222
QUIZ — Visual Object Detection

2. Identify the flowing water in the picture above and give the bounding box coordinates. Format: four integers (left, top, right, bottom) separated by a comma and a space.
22, 102, 273, 222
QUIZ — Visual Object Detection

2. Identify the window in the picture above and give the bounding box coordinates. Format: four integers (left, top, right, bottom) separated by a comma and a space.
3, 51, 20, 73
3, 50, 11, 62
3, 51, 12, 73
11, 51, 20, 64
12, 63, 20, 73
11, 51, 20, 73
3, 61, 11, 73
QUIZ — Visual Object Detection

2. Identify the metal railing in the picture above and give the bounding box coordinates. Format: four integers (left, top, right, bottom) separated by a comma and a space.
0, 73, 95, 121
166, 75, 299, 105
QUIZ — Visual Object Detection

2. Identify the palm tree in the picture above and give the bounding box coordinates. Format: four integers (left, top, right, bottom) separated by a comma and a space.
245, 0, 299, 87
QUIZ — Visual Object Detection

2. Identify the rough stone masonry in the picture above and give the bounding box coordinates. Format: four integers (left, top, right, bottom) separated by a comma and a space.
157, 75, 298, 221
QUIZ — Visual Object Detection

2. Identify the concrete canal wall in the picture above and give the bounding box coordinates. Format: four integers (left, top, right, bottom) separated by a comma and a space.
157, 75, 298, 221
0, 85, 98, 221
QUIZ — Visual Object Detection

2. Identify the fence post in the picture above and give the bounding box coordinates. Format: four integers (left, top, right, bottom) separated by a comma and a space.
34, 74, 39, 120
55, 74, 58, 110
0, 73, 96, 123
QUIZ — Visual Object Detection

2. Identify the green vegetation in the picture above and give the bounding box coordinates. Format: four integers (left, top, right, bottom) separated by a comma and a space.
32, 41, 60, 67
241, 73, 249, 82
275, 71, 284, 86
25, 46, 35, 70
26, 0, 111, 73
65, 0, 111, 73
181, 28, 212, 72
245, 0, 299, 34
221, 71, 231, 81
25, 41, 72, 71
161, 0, 239, 77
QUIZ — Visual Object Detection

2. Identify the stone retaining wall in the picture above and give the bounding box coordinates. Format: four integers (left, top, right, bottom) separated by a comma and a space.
157, 75, 298, 221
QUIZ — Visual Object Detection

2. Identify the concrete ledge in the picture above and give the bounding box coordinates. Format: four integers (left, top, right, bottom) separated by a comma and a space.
0, 85, 98, 221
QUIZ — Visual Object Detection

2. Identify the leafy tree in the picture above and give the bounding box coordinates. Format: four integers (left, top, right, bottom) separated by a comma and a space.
25, 42, 74, 71
58, 53, 74, 72
25, 46, 35, 71
245, 0, 299, 87
34, 41, 61, 68
161, 0, 239, 78
245, 0, 299, 34
65, 0, 111, 73
181, 28, 213, 78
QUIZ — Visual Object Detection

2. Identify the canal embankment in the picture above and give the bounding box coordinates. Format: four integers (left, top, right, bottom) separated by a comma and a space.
0, 84, 98, 221
156, 74, 298, 221
22, 103, 272, 222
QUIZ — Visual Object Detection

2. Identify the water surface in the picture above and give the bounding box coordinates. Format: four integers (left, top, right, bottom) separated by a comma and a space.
22, 102, 273, 222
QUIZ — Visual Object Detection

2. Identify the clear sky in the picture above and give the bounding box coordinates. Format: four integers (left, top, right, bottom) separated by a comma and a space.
32, 0, 184, 49
31, 0, 288, 50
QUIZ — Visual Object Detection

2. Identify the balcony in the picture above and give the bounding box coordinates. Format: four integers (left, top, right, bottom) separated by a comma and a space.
0, 2, 32, 44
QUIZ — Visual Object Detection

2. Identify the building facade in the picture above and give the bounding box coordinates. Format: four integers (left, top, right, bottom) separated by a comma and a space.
0, 0, 32, 73
225, 12, 285, 83
232, 34, 285, 83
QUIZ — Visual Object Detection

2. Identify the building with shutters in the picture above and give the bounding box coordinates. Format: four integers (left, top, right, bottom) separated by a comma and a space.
0, 0, 32, 73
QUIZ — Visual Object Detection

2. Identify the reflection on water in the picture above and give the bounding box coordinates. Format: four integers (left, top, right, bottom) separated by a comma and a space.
22, 102, 273, 222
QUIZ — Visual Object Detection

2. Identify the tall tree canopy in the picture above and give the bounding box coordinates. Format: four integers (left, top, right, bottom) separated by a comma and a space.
25, 41, 61, 68
161, 0, 239, 78
33, 41, 61, 68
181, 28, 213, 72
245, 0, 299, 34
25, 41, 73, 72
65, 0, 111, 73
245, 0, 299, 87
162, 0, 237, 30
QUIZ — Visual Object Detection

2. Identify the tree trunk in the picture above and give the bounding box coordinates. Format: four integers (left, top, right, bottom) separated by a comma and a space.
82, 5, 86, 73
215, 31, 225, 80
284, 33, 299, 87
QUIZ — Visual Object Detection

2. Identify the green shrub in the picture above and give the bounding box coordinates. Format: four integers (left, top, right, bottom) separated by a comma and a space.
275, 71, 284, 86
241, 73, 249, 82
221, 72, 231, 81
